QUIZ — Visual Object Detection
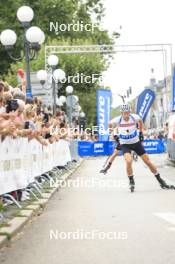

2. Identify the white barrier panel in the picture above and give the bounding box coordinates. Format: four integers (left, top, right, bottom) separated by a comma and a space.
22, 138, 32, 185
69, 140, 79, 161
55, 139, 71, 166
42, 143, 53, 173
0, 137, 28, 195
0, 137, 72, 195
30, 139, 43, 183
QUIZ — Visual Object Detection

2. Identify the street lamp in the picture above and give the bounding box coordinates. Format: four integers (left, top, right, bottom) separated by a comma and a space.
77, 105, 81, 112
48, 54, 66, 115
59, 96, 66, 104
74, 95, 79, 103
0, 30, 17, 47
56, 98, 63, 107
36, 70, 48, 88
66, 86, 75, 125
66, 85, 73, 94
80, 112, 85, 118
0, 6, 45, 97
53, 68, 65, 115
53, 69, 66, 84
17, 6, 34, 24
26, 26, 44, 48
47, 55, 58, 116
65, 86, 82, 126
48, 55, 59, 67
79, 112, 86, 130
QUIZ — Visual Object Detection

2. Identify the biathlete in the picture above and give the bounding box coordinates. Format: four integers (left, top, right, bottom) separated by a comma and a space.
107, 104, 175, 192
100, 133, 139, 175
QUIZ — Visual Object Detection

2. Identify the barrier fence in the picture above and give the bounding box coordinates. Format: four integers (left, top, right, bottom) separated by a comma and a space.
78, 140, 167, 156
0, 137, 74, 196
0, 138, 167, 197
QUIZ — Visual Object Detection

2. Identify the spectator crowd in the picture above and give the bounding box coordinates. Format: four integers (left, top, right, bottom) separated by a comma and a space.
0, 80, 69, 143
0, 79, 71, 208
144, 128, 168, 141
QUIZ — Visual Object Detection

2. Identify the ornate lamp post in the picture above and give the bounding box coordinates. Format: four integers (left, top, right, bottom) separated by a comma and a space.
0, 6, 45, 97
47, 55, 65, 115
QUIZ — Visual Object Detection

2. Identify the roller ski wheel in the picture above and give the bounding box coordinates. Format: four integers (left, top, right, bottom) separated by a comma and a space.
155, 174, 175, 190
100, 168, 108, 175
130, 183, 135, 193
160, 182, 175, 190
129, 178, 135, 193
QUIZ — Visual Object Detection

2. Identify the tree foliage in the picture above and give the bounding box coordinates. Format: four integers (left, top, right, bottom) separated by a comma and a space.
0, 0, 116, 125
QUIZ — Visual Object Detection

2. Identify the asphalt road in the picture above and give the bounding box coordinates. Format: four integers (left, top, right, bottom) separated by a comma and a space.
0, 154, 175, 264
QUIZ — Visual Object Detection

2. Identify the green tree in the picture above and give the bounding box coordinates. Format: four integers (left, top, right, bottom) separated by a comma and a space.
0, 0, 113, 76
5, 37, 110, 125
1, 0, 118, 125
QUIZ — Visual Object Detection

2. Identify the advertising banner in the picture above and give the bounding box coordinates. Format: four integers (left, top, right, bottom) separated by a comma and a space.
78, 141, 114, 156
136, 89, 155, 122
78, 140, 166, 156
143, 140, 166, 154
97, 89, 112, 141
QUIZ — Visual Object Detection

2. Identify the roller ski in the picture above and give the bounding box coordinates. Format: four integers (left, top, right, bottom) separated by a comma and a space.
155, 174, 175, 190
99, 139, 120, 175
129, 176, 135, 193
100, 161, 112, 175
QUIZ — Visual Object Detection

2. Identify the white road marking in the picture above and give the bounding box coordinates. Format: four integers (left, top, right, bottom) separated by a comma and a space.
154, 212, 175, 225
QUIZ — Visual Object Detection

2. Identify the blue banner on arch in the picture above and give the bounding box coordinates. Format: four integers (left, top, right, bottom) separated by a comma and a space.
136, 89, 155, 122
97, 89, 112, 141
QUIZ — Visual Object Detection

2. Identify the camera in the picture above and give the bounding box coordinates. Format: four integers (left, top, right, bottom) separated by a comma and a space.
6, 100, 18, 113
24, 121, 30, 129
43, 113, 49, 123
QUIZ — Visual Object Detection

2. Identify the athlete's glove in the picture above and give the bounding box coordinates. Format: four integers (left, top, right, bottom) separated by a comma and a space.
139, 131, 144, 142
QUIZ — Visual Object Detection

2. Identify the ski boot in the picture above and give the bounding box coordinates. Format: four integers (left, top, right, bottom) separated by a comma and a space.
100, 162, 112, 175
155, 174, 175, 190
129, 177, 135, 193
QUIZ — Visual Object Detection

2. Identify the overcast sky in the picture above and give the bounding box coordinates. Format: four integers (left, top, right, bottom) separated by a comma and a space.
102, 0, 174, 107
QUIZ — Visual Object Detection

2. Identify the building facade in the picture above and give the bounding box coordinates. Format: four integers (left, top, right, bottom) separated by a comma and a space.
144, 73, 172, 129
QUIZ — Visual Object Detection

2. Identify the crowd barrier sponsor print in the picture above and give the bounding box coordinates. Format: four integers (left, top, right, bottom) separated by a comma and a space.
0, 137, 72, 195
78, 141, 114, 156
78, 140, 166, 156
143, 140, 166, 154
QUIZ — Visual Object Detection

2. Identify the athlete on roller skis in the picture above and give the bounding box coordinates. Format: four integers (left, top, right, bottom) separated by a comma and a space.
102, 104, 175, 192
